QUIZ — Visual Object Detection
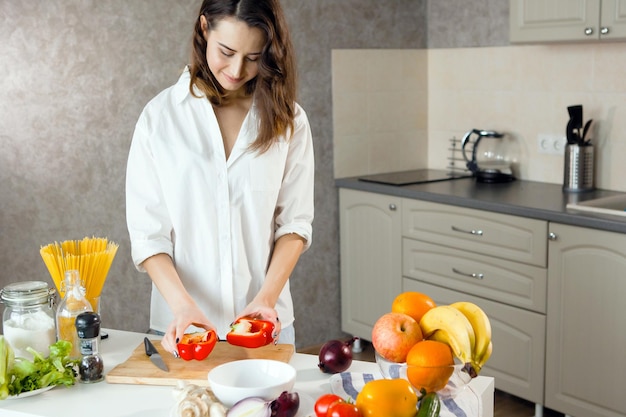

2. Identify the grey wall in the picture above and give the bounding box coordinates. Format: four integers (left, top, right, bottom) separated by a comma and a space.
1, 0, 508, 348
427, 0, 509, 48
1, 0, 198, 333
281, 1, 427, 347
0, 0, 426, 348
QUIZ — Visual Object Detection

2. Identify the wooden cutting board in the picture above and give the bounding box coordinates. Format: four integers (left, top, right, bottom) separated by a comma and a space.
105, 340, 294, 386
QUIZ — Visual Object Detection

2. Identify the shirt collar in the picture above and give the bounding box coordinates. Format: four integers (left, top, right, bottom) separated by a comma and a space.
173, 67, 259, 136
173, 66, 205, 104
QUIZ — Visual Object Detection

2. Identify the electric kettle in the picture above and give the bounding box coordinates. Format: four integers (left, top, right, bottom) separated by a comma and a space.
461, 129, 515, 183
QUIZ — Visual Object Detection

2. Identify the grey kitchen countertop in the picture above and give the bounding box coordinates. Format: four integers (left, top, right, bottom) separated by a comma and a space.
335, 174, 626, 234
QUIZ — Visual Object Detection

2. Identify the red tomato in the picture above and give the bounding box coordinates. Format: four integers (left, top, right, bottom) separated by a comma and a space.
328, 401, 362, 417
314, 394, 343, 417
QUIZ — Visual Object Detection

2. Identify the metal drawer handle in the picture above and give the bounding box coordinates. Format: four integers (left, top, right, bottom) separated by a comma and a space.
451, 225, 483, 236
452, 267, 484, 280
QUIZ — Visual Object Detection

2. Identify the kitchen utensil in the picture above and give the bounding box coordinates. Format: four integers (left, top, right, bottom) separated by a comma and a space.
567, 105, 583, 135
563, 143, 594, 192
461, 129, 516, 183
106, 340, 294, 386
567, 105, 583, 122
566, 105, 590, 145
144, 337, 169, 372
582, 119, 593, 144
566, 118, 579, 144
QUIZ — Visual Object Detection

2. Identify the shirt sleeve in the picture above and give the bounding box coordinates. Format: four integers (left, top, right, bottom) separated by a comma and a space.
274, 104, 315, 251
125, 107, 174, 272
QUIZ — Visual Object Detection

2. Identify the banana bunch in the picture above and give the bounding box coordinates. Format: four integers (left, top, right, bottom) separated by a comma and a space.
419, 302, 492, 378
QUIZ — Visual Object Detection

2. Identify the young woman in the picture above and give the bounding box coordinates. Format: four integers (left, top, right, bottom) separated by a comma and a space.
125, 0, 314, 355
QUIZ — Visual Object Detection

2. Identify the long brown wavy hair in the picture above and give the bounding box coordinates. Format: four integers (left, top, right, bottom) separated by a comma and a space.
189, 0, 297, 153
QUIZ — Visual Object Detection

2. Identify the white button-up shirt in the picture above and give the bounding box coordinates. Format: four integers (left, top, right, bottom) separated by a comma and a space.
126, 69, 314, 337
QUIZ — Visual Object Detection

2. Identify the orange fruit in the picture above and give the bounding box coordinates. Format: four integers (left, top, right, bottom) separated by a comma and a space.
391, 291, 436, 323
405, 340, 455, 393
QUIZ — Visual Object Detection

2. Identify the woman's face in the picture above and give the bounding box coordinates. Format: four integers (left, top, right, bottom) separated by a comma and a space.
201, 16, 265, 94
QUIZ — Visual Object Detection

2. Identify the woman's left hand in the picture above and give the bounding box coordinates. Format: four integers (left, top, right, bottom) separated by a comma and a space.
236, 303, 281, 344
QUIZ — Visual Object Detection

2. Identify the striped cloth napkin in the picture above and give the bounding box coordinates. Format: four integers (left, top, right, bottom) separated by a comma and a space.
329, 372, 481, 417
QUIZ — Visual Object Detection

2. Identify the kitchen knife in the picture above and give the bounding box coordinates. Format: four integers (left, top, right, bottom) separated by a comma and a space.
144, 337, 169, 372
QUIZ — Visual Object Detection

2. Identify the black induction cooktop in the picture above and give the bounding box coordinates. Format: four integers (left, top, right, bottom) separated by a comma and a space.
358, 169, 472, 186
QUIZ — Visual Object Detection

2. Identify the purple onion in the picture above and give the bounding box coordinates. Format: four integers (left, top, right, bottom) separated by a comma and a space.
317, 337, 357, 374
226, 391, 300, 417
270, 391, 299, 417
227, 397, 270, 417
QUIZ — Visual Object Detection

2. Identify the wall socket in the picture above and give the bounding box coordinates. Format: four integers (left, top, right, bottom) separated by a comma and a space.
537, 134, 566, 155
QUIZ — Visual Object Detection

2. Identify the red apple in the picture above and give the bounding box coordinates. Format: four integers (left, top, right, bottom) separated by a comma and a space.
371, 312, 423, 363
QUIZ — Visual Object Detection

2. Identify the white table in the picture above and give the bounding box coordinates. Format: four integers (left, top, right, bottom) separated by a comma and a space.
0, 329, 494, 417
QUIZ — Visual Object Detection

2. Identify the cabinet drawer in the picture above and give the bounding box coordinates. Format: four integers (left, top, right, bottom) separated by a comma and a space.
403, 239, 547, 313
403, 199, 547, 267
403, 278, 546, 404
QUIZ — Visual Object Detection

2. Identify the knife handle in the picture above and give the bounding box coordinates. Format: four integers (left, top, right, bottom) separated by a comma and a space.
144, 337, 158, 356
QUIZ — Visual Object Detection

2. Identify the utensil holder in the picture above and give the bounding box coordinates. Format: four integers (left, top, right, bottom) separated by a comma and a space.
563, 144, 594, 192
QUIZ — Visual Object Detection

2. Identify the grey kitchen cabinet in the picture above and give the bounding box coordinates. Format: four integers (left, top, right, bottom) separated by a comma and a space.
401, 199, 548, 405
545, 223, 626, 417
339, 188, 402, 340
337, 183, 626, 416
510, 0, 626, 43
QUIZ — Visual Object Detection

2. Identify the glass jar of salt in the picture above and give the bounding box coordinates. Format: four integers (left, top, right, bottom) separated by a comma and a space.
0, 281, 56, 360
75, 311, 104, 383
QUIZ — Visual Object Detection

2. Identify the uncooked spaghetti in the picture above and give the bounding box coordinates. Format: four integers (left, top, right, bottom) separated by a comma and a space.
40, 237, 118, 305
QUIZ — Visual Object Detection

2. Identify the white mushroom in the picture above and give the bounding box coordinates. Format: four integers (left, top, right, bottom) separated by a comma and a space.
170, 381, 226, 417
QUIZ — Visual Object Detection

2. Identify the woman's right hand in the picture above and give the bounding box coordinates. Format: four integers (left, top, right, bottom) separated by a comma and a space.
162, 304, 217, 355
141, 254, 216, 355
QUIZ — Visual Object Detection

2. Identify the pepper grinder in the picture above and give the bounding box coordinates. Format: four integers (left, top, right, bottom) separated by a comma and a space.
75, 312, 104, 383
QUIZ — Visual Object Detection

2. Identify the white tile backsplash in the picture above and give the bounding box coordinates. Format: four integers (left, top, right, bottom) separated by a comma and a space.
333, 44, 626, 191
332, 49, 428, 178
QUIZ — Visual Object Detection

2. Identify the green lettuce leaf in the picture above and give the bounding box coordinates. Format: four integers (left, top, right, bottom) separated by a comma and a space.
3, 340, 78, 398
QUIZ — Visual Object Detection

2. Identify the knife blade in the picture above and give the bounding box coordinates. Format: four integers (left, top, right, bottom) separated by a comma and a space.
144, 337, 169, 372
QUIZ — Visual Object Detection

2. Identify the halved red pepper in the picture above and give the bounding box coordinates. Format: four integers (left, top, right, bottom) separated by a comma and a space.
176, 330, 217, 361
226, 317, 275, 348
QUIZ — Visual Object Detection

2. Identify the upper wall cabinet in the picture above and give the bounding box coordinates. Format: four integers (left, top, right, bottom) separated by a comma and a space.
510, 0, 626, 43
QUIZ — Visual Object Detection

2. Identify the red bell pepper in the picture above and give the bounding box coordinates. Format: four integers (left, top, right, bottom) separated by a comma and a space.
176, 330, 217, 361
226, 317, 275, 348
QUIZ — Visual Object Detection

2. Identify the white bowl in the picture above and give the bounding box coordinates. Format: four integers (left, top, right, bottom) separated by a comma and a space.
207, 359, 296, 407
